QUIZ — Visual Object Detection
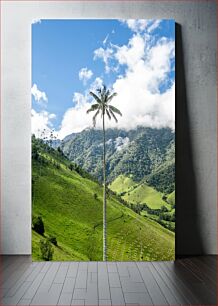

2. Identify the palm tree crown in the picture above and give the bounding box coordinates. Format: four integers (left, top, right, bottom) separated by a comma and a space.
87, 85, 122, 126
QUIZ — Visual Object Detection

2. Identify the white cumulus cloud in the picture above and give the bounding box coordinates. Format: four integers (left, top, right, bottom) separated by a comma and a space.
115, 137, 130, 151
94, 47, 114, 73
58, 77, 105, 139
115, 34, 145, 69
31, 109, 57, 138
58, 20, 175, 139
90, 77, 103, 92
147, 20, 161, 33
120, 19, 161, 33
31, 84, 48, 104
120, 19, 149, 32
58, 105, 90, 139
79, 67, 93, 84
110, 34, 175, 130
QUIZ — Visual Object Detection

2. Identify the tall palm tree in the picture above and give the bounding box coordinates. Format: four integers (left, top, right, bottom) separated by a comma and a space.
87, 85, 122, 261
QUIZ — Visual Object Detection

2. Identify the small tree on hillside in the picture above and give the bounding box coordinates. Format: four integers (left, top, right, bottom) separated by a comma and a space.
32, 216, 45, 235
40, 239, 54, 261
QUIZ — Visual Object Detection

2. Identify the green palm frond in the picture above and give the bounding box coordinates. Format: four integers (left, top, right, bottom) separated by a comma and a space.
105, 89, 110, 99
86, 103, 100, 114
107, 93, 117, 103
109, 109, 118, 123
106, 109, 111, 120
89, 92, 102, 104
109, 105, 122, 116
93, 109, 100, 127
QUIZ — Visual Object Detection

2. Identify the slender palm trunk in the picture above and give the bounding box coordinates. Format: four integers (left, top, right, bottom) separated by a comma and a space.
102, 113, 107, 261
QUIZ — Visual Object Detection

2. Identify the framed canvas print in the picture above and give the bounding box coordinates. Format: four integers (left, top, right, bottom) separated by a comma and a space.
31, 19, 175, 261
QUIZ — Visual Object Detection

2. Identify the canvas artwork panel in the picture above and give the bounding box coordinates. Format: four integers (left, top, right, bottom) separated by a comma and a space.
32, 19, 175, 261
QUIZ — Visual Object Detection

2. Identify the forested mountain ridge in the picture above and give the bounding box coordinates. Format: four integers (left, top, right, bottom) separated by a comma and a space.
61, 127, 175, 194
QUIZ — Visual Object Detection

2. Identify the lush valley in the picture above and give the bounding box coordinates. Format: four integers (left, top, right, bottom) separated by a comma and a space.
109, 174, 175, 232
60, 126, 176, 233
32, 136, 175, 261
109, 175, 169, 209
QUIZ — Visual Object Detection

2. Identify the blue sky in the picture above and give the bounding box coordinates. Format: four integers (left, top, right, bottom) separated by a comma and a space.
32, 19, 175, 139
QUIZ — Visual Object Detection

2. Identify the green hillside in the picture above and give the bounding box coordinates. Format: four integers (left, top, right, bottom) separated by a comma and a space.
123, 183, 170, 209
109, 175, 170, 210
108, 175, 136, 194
109, 174, 175, 232
167, 190, 175, 206
32, 137, 175, 261
32, 230, 76, 261
146, 160, 175, 194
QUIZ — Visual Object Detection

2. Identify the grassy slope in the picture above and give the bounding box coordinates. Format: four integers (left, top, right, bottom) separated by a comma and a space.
32, 155, 174, 261
108, 175, 136, 194
32, 230, 75, 261
167, 191, 175, 205
109, 175, 171, 210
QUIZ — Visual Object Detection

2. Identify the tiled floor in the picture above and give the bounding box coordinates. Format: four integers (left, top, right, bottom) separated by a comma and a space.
1, 256, 217, 305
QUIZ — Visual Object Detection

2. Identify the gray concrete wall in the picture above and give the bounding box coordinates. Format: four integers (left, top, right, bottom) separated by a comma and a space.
1, 1, 217, 255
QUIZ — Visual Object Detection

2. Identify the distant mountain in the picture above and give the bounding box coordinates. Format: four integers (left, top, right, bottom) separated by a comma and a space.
61, 127, 175, 194
50, 139, 61, 149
